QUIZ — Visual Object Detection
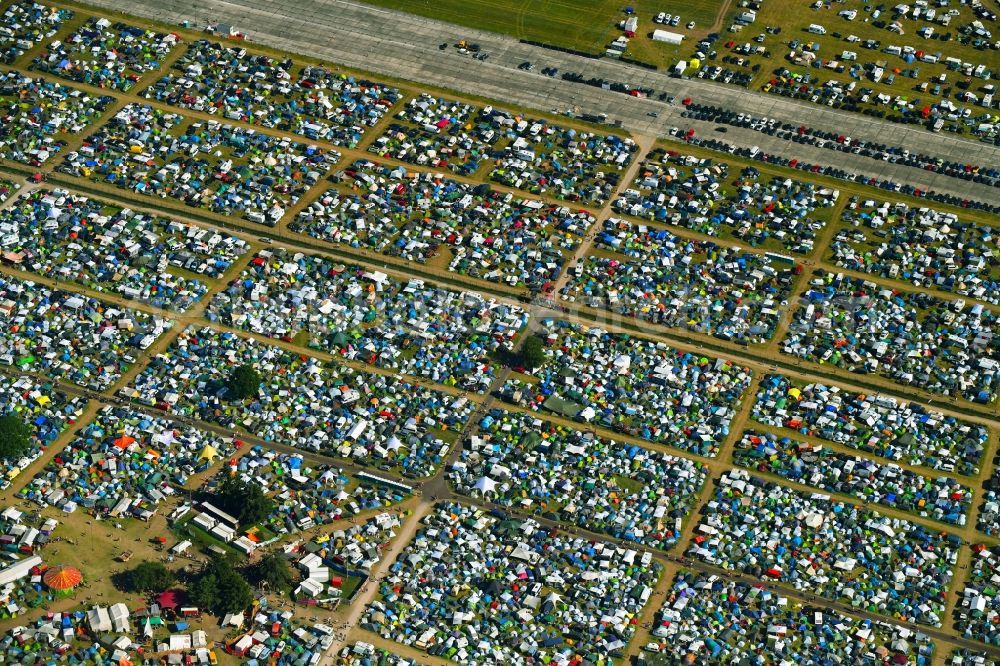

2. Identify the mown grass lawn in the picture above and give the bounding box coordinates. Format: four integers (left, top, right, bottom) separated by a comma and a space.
361, 0, 723, 65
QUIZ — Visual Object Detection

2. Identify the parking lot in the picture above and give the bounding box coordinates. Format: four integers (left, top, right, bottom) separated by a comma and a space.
0, 273, 173, 389
0, 70, 115, 166
648, 569, 936, 661
752, 373, 988, 475
734, 429, 974, 526
450, 408, 707, 549
30, 16, 180, 91
499, 320, 754, 457
362, 502, 663, 663
80, 0, 1000, 206
830, 195, 1000, 304
18, 404, 235, 516
693, 0, 1000, 142
0, 1, 74, 65
369, 94, 639, 204
783, 271, 1000, 402
120, 326, 473, 477
688, 468, 958, 627
0, 376, 85, 488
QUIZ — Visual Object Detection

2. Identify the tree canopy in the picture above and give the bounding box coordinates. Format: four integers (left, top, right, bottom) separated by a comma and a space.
226, 364, 261, 401
215, 474, 274, 526
519, 336, 547, 370
123, 561, 175, 593
189, 557, 253, 615
251, 553, 293, 592
0, 414, 32, 460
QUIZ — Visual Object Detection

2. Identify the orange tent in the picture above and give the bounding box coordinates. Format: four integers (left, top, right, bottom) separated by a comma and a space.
43, 565, 82, 591
112, 435, 136, 450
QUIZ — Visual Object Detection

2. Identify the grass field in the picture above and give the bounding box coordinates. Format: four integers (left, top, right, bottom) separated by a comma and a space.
361, 0, 724, 64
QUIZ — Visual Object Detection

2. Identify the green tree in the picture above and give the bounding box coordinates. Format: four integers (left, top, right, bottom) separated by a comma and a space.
214, 474, 241, 515
215, 474, 274, 526
125, 561, 175, 593
237, 481, 273, 525
0, 414, 32, 459
190, 558, 253, 615
226, 364, 261, 401
188, 570, 218, 610
251, 553, 293, 592
519, 336, 547, 370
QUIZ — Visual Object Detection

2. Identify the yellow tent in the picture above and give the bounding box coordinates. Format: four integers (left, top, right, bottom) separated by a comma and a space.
198, 445, 219, 461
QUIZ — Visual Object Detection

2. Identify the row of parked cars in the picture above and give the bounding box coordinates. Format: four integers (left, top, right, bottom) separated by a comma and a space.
664, 127, 1000, 214
654, 12, 693, 29
680, 102, 1000, 189
551, 66, 996, 195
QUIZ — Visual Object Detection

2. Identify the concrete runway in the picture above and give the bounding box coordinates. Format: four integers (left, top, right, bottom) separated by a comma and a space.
80, 0, 1000, 203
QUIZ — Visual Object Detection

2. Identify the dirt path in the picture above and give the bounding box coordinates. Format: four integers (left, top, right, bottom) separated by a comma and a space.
708, 0, 737, 34
2, 400, 102, 499
547, 132, 658, 297
318, 499, 434, 665
0, 181, 35, 213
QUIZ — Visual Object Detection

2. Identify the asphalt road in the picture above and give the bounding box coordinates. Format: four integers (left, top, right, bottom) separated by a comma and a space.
80, 0, 1000, 203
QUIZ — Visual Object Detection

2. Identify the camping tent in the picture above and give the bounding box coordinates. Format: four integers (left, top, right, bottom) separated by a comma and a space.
197, 445, 219, 461
44, 565, 82, 592
474, 476, 497, 495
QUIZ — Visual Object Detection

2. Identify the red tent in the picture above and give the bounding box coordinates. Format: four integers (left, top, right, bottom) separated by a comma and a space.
157, 589, 183, 610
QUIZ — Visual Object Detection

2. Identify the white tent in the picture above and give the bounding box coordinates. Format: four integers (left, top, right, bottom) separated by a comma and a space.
473, 476, 497, 495
652, 29, 684, 44
154, 430, 175, 445
88, 606, 112, 633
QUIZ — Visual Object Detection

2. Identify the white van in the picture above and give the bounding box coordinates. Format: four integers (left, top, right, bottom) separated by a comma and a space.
807, 24, 827, 34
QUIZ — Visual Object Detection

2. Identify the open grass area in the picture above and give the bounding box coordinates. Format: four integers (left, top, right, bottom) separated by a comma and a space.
612, 475, 645, 494
361, 0, 724, 66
